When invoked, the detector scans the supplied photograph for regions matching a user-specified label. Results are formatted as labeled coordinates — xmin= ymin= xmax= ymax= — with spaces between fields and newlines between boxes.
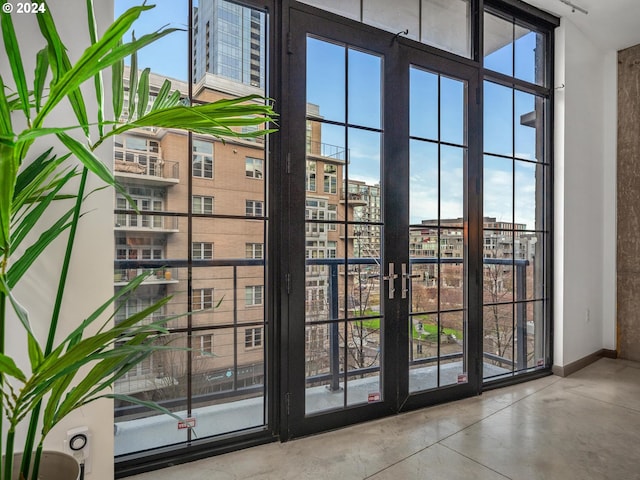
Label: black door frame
xmin=282 ymin=3 xmax=483 ymax=440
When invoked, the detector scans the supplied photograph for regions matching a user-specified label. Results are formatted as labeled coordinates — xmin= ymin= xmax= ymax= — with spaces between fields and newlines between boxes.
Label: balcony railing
xmin=114 ymin=213 xmax=179 ymax=232
xmin=113 ymin=258 xmax=266 ymax=419
xmin=340 ymin=184 xmax=380 ymax=204
xmin=305 ymin=257 xmax=531 ymax=391
xmin=114 ymin=157 xmax=179 ymax=181
xmin=114 ymin=267 xmax=180 ymax=285
xmin=307 ymin=140 xmax=347 ymax=162
xmin=112 ymin=256 xmax=532 ymax=418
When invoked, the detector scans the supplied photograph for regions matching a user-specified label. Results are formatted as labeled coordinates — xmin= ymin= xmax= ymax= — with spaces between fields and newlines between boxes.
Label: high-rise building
xmin=192 ymin=0 xmax=266 ymax=87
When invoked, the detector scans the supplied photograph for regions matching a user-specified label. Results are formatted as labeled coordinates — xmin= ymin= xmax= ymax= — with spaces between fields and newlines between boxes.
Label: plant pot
xmin=6 ymin=451 xmax=79 ymax=480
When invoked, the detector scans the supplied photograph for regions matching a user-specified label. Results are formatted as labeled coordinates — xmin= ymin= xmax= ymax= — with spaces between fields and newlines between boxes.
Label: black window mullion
xmin=436 ymin=74 xmax=443 ymax=387
xmin=186 ymin=0 xmax=195 ymax=441
xmin=342 ymin=44 xmax=350 ymax=409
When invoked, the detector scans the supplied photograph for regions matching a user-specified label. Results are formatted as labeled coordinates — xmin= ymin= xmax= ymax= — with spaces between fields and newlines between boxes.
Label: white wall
xmin=1 ymin=1 xmax=115 ymax=478
xmin=554 ymin=17 xmax=617 ymax=366
xmin=601 ymin=50 xmax=618 ymax=351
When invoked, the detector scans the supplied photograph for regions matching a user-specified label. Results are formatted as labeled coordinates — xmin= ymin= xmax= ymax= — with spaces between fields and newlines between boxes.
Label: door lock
xmin=401 ymin=263 xmax=421 ymax=299
xmin=382 ymin=263 xmax=398 ymax=299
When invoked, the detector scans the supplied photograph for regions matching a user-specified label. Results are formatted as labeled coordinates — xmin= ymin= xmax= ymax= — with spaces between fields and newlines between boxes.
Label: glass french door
xmin=285 ymin=8 xmax=480 ymax=438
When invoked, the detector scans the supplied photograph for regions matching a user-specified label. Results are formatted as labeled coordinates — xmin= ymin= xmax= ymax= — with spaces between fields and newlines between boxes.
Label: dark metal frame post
xmin=329 ymin=263 xmax=341 ymax=391
xmin=515 ymin=262 xmax=527 ymax=370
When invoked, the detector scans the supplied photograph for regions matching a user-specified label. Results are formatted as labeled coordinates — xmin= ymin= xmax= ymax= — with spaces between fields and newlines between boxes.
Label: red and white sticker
xmin=368 ymin=392 xmax=381 ymax=403
xmin=457 ymin=373 xmax=468 ymax=384
xmin=178 ymin=417 xmax=196 ymax=430
xmin=537 ymin=358 xmax=545 ymax=367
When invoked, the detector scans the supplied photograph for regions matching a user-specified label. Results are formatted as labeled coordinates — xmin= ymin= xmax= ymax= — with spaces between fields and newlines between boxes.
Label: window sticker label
xmin=178 ymin=418 xmax=196 ymax=430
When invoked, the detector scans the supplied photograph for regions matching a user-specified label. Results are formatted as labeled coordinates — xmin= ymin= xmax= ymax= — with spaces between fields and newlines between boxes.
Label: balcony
xmin=114 ymin=214 xmax=179 ymax=233
xmin=304 ymin=256 xmax=534 ymax=393
xmin=114 ymin=267 xmax=180 ymax=286
xmin=113 ymin=256 xmax=534 ymax=453
xmin=339 ymin=186 xmax=374 ymax=205
xmin=114 ymin=157 xmax=179 ymax=186
xmin=115 ymin=374 xmax=179 ymax=396
xmin=306 ymin=140 xmax=347 ymax=164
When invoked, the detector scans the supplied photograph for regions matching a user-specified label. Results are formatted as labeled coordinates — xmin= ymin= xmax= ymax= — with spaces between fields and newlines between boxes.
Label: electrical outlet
xmin=64 ymin=426 xmax=91 ymax=474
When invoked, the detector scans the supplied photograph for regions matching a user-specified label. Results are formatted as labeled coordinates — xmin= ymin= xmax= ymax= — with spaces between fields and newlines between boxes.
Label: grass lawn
xmin=350 ymin=316 xmax=463 ymax=341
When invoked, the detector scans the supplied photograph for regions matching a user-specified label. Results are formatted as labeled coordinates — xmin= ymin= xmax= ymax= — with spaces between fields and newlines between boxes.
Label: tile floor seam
xmin=432 ymin=375 xmax=564 ymax=445
xmin=562 ymin=385 xmax=640 ymax=415
xmin=361 ymin=378 xmax=562 ymax=480
xmin=438 ymin=443 xmax=513 ymax=480
xmin=361 ymin=439 xmax=442 ymax=479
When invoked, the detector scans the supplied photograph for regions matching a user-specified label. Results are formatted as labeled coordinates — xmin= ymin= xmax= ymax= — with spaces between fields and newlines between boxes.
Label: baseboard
xmin=552 ymin=349 xmax=616 ymax=377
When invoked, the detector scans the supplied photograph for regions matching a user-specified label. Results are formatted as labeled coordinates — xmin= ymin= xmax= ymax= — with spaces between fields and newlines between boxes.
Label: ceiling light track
xmin=558 ymin=0 xmax=589 ymax=15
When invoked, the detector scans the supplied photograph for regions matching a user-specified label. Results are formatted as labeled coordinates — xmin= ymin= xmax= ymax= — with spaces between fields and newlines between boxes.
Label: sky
xmin=114 ymin=0 xmax=189 ymax=80
xmin=307 ymin=33 xmax=543 ymax=230
xmin=119 ymin=1 xmax=543 ymax=230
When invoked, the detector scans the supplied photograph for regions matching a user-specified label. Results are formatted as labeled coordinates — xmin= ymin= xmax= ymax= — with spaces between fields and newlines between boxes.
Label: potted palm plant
xmin=0 ymin=2 xmax=275 ymax=479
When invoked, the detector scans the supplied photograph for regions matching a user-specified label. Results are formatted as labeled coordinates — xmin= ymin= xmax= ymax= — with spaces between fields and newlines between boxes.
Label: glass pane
xmin=439 ymin=311 xmax=465 ymax=387
xmin=347 ymin=128 xmax=381 ymax=186
xmin=483 ymin=231 xmax=514 ymax=304
xmin=348 ymin=48 xmax=382 ymax=129
xmin=190 ymin=327 xmax=265 ymax=438
xmin=306 ymin=122 xmax=348 ymax=223
xmin=114 ymin=332 xmax=189 ymax=455
xmin=514 ymin=160 xmax=543 ymax=230
xmin=347 ymin=260 xmax=381 ymax=318
xmin=307 ymin=37 xmax=346 ymax=122
xmin=346 ymin=319 xmax=383 ymax=406
xmin=409 ymin=313 xmax=439 ymax=392
xmin=514 ymin=231 xmax=544 ymax=301
xmin=305 ymin=321 xmax=346 ymax=414
xmin=440 ymin=76 xmax=465 ymax=146
xmin=484 ymin=81 xmax=513 ymax=156
xmin=409 ymin=140 xmax=438 ymax=224
xmin=484 ymin=155 xmax=513 ymax=224
xmin=484 ymin=12 xmax=513 ymax=77
xmin=483 ymin=304 xmax=514 ymax=378
xmin=441 ymin=145 xmax=464 ymax=220
xmin=409 ymin=227 xmax=438 ymax=314
xmin=410 ymin=67 xmax=438 ymax=140
xmin=305 ymin=270 xmax=332 ymax=321
xmin=515 ymin=90 xmax=542 ymax=162
xmin=440 ymin=229 xmax=464 ymax=311
xmin=421 ymin=0 xmax=471 ymax=58
xmin=515 ymin=26 xmax=545 ymax=86
xmin=363 ymin=0 xmax=420 ymax=42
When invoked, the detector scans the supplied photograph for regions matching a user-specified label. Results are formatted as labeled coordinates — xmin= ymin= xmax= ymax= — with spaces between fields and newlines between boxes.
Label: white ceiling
xmin=525 ymin=0 xmax=640 ymax=51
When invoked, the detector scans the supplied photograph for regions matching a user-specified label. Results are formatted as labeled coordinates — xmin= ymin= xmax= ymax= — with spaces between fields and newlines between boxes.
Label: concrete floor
xmin=131 ymin=358 xmax=640 ymax=479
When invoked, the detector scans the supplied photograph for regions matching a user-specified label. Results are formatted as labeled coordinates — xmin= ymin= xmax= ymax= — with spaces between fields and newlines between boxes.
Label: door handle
xmin=382 ymin=263 xmax=398 ymax=299
xmin=401 ymin=263 xmax=421 ymax=299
